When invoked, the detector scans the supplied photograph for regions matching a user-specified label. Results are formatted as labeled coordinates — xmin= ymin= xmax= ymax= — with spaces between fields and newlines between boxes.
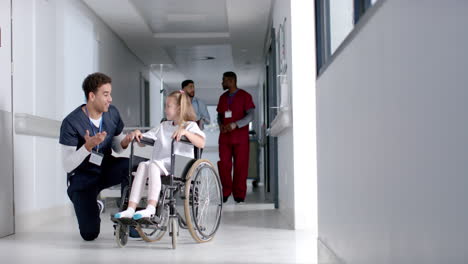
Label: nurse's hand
xmin=121 ymin=130 xmax=142 ymax=149
xmin=226 ymin=122 xmax=237 ymax=132
xmin=133 ymin=130 xmax=143 ymax=142
xmin=84 ymin=130 xmax=107 ymax=152
xmin=220 ymin=124 xmax=228 ymax=134
xmin=126 ymin=129 xmax=142 ymax=143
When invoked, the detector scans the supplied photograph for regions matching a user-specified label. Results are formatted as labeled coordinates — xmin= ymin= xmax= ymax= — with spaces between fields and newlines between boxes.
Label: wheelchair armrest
xmin=179 ymin=136 xmax=191 ymax=145
xmin=135 ymin=137 xmax=155 ymax=146
xmin=170 ymin=136 xmax=192 ymax=145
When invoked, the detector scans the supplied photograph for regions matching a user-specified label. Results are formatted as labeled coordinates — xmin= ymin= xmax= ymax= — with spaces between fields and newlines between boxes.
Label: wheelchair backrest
xmin=173 ymin=155 xmax=196 ymax=178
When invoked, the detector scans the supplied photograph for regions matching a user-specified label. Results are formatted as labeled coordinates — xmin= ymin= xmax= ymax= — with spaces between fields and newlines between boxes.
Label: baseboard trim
xmin=222 ymin=203 xmax=275 ymax=212
xmin=15 ymin=203 xmax=75 ymax=233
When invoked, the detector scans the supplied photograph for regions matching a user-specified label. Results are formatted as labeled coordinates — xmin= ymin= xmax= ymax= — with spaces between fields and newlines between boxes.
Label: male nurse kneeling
xmin=60 ymin=72 xmax=136 ymax=241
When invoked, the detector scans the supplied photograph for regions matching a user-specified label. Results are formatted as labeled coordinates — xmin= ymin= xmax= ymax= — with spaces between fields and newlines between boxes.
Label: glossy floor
xmin=0 ymin=182 xmax=317 ymax=264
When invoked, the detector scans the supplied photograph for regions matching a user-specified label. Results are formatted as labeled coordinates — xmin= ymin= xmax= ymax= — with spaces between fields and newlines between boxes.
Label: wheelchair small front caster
xmin=170 ymin=217 xmax=178 ymax=249
xmin=115 ymin=223 xmax=128 ymax=248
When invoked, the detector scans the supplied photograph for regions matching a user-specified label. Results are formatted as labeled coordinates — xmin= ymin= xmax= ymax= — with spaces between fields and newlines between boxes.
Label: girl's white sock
xmin=114 ymin=207 xmax=135 ymax=219
xmin=133 ymin=204 xmax=156 ymax=220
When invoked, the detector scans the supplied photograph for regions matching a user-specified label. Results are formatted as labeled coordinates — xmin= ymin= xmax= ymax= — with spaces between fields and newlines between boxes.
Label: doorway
xmin=263 ymin=28 xmax=279 ymax=208
xmin=140 ymin=74 xmax=150 ymax=127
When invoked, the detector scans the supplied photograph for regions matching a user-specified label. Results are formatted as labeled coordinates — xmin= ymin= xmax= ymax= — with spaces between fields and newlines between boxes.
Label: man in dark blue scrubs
xmin=60 ymin=72 xmax=135 ymax=241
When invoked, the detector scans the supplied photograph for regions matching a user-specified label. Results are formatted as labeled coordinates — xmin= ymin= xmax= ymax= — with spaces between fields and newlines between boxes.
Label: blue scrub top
xmin=60 ymin=104 xmax=124 ymax=175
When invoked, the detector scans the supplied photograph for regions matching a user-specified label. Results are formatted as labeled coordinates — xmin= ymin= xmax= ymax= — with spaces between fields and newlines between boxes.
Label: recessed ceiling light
xmin=193 ymin=56 xmax=216 ymax=61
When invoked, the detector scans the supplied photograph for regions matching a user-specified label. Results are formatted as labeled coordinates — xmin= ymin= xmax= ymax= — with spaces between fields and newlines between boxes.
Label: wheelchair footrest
xmin=111 ymin=216 xmax=138 ymax=226
xmin=136 ymin=216 xmax=160 ymax=226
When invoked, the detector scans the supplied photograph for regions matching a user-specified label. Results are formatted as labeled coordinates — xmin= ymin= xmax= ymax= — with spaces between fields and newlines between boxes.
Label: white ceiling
xmin=133 ymin=0 xmax=229 ymax=34
xmin=82 ymin=0 xmax=273 ymax=95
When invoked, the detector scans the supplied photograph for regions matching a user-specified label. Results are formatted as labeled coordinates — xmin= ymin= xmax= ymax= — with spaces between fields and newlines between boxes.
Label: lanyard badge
xmin=89 ymin=151 xmax=104 ymax=166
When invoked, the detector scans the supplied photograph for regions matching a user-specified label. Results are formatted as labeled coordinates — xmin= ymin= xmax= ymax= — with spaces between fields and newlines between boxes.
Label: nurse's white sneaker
xmin=97 ymin=200 xmax=105 ymax=214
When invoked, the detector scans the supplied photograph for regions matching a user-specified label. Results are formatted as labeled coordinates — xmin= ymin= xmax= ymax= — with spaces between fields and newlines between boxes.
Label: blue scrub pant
xmin=67 ymin=156 xmax=129 ymax=241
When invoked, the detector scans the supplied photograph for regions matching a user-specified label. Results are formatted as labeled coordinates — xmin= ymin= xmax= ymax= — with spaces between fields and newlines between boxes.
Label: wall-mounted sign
xmin=278 ymin=18 xmax=287 ymax=76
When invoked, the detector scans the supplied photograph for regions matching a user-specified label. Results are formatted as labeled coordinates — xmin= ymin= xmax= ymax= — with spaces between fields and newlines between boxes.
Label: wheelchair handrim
xmin=189 ymin=162 xmax=223 ymax=239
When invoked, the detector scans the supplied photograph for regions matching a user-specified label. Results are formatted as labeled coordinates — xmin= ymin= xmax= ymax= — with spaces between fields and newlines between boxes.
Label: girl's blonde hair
xmin=167 ymin=90 xmax=196 ymax=125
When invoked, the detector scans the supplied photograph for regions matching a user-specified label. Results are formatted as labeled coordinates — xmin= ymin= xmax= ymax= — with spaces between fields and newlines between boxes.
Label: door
xmin=140 ymin=74 xmax=150 ymax=127
xmin=264 ymin=28 xmax=279 ymax=208
xmin=0 ymin=0 xmax=15 ymax=237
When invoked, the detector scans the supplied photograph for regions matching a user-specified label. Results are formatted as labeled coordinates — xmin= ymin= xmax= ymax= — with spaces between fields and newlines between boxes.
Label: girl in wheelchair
xmin=114 ymin=90 xmax=205 ymax=220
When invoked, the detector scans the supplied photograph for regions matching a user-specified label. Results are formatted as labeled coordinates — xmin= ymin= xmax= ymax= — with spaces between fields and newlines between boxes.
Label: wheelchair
xmin=111 ymin=136 xmax=223 ymax=249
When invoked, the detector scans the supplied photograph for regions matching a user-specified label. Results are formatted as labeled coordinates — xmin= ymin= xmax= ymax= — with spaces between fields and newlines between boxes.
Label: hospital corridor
xmin=2 ymin=0 xmax=468 ymax=263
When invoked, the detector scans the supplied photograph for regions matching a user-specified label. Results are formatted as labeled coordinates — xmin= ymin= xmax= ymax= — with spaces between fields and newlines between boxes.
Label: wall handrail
xmin=15 ymin=113 xmax=61 ymax=139
xmin=14 ymin=113 xmax=153 ymax=139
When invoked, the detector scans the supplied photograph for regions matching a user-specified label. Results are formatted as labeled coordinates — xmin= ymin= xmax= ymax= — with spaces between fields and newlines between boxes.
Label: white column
xmin=291 ymin=0 xmax=317 ymax=233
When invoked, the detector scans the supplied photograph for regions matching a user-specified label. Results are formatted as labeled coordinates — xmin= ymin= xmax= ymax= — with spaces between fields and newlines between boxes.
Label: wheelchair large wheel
xmin=175 ymin=185 xmax=188 ymax=229
xmin=184 ymin=159 xmax=222 ymax=243
xmin=136 ymin=187 xmax=170 ymax=243
xmin=136 ymin=208 xmax=168 ymax=243
xmin=115 ymin=223 xmax=128 ymax=248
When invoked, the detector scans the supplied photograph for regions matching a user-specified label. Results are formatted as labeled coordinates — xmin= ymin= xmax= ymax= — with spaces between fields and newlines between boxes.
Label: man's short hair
xmin=223 ymin=71 xmax=237 ymax=82
xmin=181 ymin=79 xmax=194 ymax=89
xmin=82 ymin=72 xmax=112 ymax=100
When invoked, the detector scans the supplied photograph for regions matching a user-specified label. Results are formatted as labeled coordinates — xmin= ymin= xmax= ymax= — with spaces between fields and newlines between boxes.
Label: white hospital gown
xmin=142 ymin=121 xmax=205 ymax=175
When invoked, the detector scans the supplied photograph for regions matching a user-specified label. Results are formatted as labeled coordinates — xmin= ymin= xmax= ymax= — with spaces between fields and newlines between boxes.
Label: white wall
xmin=0 ymin=0 xmax=15 ymax=237
xmin=149 ymin=71 xmax=163 ymax=126
xmin=190 ymin=87 xmax=223 ymax=106
xmin=0 ymin=0 xmax=11 ymax=112
xmin=270 ymin=0 xmax=317 ymax=232
xmin=271 ymin=0 xmax=295 ymax=229
xmin=317 ymin=0 xmax=468 ymax=263
xmin=12 ymin=0 xmax=148 ymax=231
xmin=290 ymin=0 xmax=317 ymax=232
xmin=64 ymin=0 xmax=147 ymax=125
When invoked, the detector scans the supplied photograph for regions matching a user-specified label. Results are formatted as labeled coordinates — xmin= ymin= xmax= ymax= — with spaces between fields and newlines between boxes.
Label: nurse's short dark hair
xmin=82 ymin=72 xmax=112 ymax=101
xmin=181 ymin=79 xmax=194 ymax=89
xmin=223 ymin=71 xmax=237 ymax=83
